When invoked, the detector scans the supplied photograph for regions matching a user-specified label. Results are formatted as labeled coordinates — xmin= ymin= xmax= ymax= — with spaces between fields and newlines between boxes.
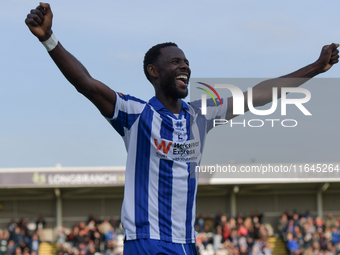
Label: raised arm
xmin=226 ymin=43 xmax=339 ymax=120
xmin=25 ymin=3 xmax=116 ymax=118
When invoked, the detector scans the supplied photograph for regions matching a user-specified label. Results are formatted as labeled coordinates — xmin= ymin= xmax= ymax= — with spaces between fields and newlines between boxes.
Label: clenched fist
xmin=25 ymin=2 xmax=53 ymax=41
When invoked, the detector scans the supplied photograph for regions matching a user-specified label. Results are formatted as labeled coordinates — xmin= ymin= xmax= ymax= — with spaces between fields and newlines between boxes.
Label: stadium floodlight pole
xmin=54 ymin=188 xmax=62 ymax=228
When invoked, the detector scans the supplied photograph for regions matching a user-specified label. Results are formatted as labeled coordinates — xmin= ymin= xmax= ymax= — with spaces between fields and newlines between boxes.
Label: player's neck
xmin=155 ymin=94 xmax=182 ymax=114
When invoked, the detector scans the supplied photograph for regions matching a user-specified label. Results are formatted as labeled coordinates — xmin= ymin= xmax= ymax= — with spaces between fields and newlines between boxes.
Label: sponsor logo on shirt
xmin=154 ymin=139 xmax=172 ymax=154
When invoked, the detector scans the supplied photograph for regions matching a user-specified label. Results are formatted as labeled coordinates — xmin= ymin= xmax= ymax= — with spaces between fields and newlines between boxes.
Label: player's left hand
xmin=316 ymin=43 xmax=339 ymax=73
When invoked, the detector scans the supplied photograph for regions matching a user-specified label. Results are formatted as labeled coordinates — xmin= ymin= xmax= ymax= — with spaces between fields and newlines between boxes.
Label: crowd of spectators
xmin=278 ymin=211 xmax=340 ymax=255
xmin=55 ymin=216 xmax=124 ymax=255
xmin=6 ymin=211 xmax=339 ymax=255
xmin=0 ymin=215 xmax=125 ymax=255
xmin=0 ymin=212 xmax=271 ymax=255
xmin=0 ymin=216 xmax=45 ymax=255
xmin=194 ymin=211 xmax=272 ymax=255
xmin=53 ymin=211 xmax=272 ymax=255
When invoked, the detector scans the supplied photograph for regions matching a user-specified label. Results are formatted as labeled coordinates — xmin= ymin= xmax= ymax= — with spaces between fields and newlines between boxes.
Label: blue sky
xmin=0 ymin=0 xmax=339 ymax=168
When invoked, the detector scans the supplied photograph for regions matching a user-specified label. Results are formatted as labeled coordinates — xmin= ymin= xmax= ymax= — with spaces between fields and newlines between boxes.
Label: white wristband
xmin=41 ymin=33 xmax=58 ymax=51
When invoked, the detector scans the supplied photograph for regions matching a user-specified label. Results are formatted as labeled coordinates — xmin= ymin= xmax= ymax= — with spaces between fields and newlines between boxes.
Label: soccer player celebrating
xmin=25 ymin=3 xmax=338 ymax=254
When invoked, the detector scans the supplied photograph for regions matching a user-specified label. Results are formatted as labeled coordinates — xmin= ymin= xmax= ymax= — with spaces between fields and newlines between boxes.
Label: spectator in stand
xmin=239 ymin=245 xmax=248 ymax=255
xmin=0 ymin=230 xmax=7 ymax=255
xmin=253 ymin=217 xmax=261 ymax=240
xmin=56 ymin=226 xmax=66 ymax=249
xmin=286 ymin=233 xmax=300 ymax=255
xmin=22 ymin=247 xmax=30 ymax=255
xmin=304 ymin=228 xmax=313 ymax=248
xmin=263 ymin=241 xmax=272 ymax=255
xmin=74 ymin=226 xmax=83 ymax=248
xmin=35 ymin=216 xmax=45 ymax=232
xmin=319 ymin=232 xmax=327 ymax=250
xmin=94 ymin=217 xmax=102 ymax=227
xmin=294 ymin=225 xmax=301 ymax=236
xmin=86 ymin=215 xmax=95 ymax=226
xmin=10 ymin=227 xmax=22 ymax=247
xmin=196 ymin=215 xmax=205 ymax=233
xmin=230 ymin=229 xmax=239 ymax=248
xmin=325 ymin=214 xmax=336 ymax=229
xmin=259 ymin=225 xmax=269 ymax=241
xmin=109 ymin=218 xmax=116 ymax=229
xmin=293 ymin=213 xmax=300 ymax=226
xmin=7 ymin=240 xmax=16 ymax=255
xmin=77 ymin=228 xmax=88 ymax=247
xmin=29 ymin=233 xmax=39 ymax=255
xmin=278 ymin=214 xmax=289 ymax=238
xmin=331 ymin=227 xmax=340 ymax=245
xmin=307 ymin=217 xmax=316 ymax=235
xmin=87 ymin=221 xmax=95 ymax=233
xmin=215 ymin=211 xmax=222 ymax=229
xmin=304 ymin=246 xmax=313 ymax=255
xmin=104 ymin=226 xmax=116 ymax=244
xmin=18 ymin=238 xmax=28 ymax=255
xmin=78 ymin=243 xmax=87 ymax=255
xmin=315 ymin=217 xmax=324 ymax=232
xmin=286 ymin=220 xmax=296 ymax=234
xmin=295 ymin=226 xmax=304 ymax=248
xmin=86 ymin=243 xmax=96 ymax=255
xmin=238 ymin=224 xmax=248 ymax=237
xmin=251 ymin=211 xmax=264 ymax=224
xmin=203 ymin=224 xmax=213 ymax=249
xmin=17 ymin=220 xmax=26 ymax=232
xmin=252 ymin=239 xmax=264 ymax=255
xmin=98 ymin=220 xmax=111 ymax=237
xmin=103 ymin=240 xmax=114 ymax=255
xmin=73 ymin=247 xmax=80 ymax=255
xmin=303 ymin=211 xmax=314 ymax=221
xmin=335 ymin=220 xmax=340 ymax=232
xmin=238 ymin=233 xmax=247 ymax=250
xmin=213 ymin=225 xmax=223 ymax=251
xmin=236 ymin=217 xmax=244 ymax=230
xmin=229 ymin=218 xmax=236 ymax=229
xmin=78 ymin=223 xmax=86 ymax=232
xmin=325 ymin=227 xmax=333 ymax=242
xmin=335 ymin=243 xmax=340 ymax=255
xmin=63 ymin=245 xmax=73 ymax=255
xmin=14 ymin=246 xmax=22 ymax=255
xmin=25 ymin=219 xmax=36 ymax=240
xmin=7 ymin=220 xmax=17 ymax=237
xmin=312 ymin=241 xmax=321 ymax=252
xmin=222 ymin=221 xmax=231 ymax=242
xmin=66 ymin=227 xmax=76 ymax=247
xmin=91 ymin=231 xmax=102 ymax=253
xmin=298 ymin=217 xmax=307 ymax=233
xmin=243 ymin=217 xmax=252 ymax=230
xmin=219 ymin=215 xmax=227 ymax=227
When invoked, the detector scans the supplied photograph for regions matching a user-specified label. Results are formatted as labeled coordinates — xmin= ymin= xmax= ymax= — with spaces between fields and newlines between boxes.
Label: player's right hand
xmin=25 ymin=2 xmax=53 ymax=42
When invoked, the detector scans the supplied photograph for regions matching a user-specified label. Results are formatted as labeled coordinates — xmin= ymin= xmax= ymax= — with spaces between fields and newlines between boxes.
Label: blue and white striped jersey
xmin=106 ymin=92 xmax=228 ymax=243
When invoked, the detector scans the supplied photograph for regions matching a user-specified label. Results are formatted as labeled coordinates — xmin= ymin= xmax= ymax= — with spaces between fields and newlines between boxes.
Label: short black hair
xmin=143 ymin=42 xmax=178 ymax=83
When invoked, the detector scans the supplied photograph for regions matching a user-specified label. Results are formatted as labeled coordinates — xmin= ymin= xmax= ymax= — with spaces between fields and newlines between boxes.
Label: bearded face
xmin=155 ymin=46 xmax=190 ymax=100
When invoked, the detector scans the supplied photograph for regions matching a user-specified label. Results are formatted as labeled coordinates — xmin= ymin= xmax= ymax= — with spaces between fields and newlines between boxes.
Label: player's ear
xmin=147 ymin=64 xmax=158 ymax=80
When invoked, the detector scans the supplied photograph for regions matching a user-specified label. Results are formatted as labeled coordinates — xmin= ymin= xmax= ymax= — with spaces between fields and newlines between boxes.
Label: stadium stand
xmin=1 ymin=164 xmax=340 ymax=254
